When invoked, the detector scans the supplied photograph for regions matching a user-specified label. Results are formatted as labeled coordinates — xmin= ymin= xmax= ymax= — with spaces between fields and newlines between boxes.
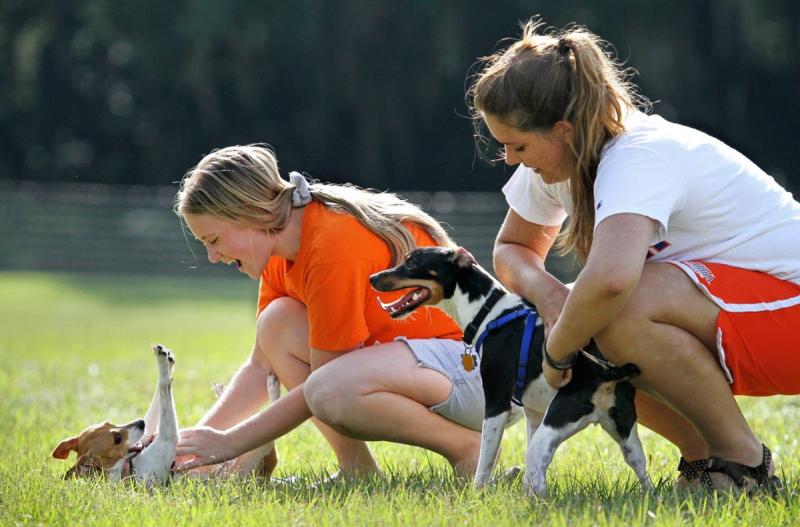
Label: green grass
xmin=1 ymin=271 xmax=798 ymax=526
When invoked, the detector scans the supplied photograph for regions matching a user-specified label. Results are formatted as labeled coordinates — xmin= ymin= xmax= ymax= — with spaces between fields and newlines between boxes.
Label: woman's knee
xmin=254 ymin=297 xmax=309 ymax=363
xmin=596 ymin=263 xmax=718 ymax=357
xmin=303 ymin=364 xmax=358 ymax=426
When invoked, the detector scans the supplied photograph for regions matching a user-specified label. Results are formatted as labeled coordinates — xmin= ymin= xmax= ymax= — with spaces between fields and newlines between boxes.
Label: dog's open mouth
xmin=377 ymin=287 xmax=431 ymax=318
xmin=127 ymin=434 xmax=155 ymax=455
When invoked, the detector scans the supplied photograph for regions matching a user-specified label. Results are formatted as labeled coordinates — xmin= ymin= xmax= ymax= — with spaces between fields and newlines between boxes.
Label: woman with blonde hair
xmin=469 ymin=19 xmax=800 ymax=491
xmin=173 ymin=144 xmax=502 ymax=479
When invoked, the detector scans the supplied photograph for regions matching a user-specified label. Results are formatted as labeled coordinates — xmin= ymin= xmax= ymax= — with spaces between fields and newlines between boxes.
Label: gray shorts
xmin=397 ymin=337 xmax=522 ymax=432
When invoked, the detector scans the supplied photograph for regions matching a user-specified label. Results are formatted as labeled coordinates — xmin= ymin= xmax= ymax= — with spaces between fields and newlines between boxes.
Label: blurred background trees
xmin=2 ymin=0 xmax=798 ymax=193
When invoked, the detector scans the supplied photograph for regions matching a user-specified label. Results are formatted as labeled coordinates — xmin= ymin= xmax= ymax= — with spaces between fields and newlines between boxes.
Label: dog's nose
xmin=133 ymin=420 xmax=145 ymax=430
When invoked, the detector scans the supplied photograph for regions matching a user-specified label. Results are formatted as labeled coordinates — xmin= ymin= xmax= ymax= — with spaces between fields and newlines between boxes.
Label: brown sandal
xmin=703 ymin=444 xmax=782 ymax=492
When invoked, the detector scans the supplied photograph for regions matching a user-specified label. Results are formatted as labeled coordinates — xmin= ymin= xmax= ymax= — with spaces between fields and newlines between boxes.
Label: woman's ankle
xmin=448 ymin=436 xmax=481 ymax=479
xmin=338 ymin=457 xmax=381 ymax=477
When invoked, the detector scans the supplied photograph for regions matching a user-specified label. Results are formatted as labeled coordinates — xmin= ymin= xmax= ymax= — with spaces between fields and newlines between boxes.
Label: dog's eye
xmin=405 ymin=261 xmax=416 ymax=271
xmin=113 ymin=432 xmax=122 ymax=444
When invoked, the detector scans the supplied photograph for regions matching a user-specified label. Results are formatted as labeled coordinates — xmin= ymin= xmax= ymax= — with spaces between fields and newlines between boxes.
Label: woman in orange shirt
xmin=174 ymin=144 xmax=495 ymax=479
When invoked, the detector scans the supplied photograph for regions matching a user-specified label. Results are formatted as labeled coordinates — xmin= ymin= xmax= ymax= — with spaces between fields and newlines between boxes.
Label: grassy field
xmin=1 ymin=271 xmax=798 ymax=526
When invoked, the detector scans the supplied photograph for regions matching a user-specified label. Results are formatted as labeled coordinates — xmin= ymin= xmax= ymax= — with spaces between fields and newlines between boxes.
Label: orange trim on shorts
xmin=669 ymin=261 xmax=800 ymax=396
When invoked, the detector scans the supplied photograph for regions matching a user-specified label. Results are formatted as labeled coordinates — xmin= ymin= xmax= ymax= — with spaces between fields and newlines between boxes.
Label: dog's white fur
xmin=134 ymin=344 xmax=179 ymax=483
xmin=371 ymin=248 xmax=653 ymax=496
xmin=53 ymin=345 xmax=280 ymax=484
xmin=444 ymin=287 xmax=651 ymax=494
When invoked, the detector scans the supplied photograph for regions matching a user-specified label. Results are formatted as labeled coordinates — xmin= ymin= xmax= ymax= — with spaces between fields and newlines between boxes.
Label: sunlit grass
xmin=1 ymin=271 xmax=798 ymax=526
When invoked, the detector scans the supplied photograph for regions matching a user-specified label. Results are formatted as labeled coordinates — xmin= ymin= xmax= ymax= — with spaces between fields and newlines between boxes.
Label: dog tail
xmin=597 ymin=362 xmax=641 ymax=383
xmin=212 ymin=373 xmax=281 ymax=403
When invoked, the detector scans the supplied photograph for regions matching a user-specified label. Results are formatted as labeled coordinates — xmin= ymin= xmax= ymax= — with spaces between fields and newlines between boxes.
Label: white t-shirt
xmin=502 ymin=112 xmax=800 ymax=284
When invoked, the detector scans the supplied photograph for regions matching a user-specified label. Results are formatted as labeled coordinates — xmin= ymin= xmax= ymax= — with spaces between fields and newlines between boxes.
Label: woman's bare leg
xmin=635 ymin=391 xmax=708 ymax=461
xmin=303 ymin=342 xmax=481 ymax=478
xmin=595 ymin=263 xmax=764 ymax=483
xmin=256 ymin=298 xmax=379 ymax=475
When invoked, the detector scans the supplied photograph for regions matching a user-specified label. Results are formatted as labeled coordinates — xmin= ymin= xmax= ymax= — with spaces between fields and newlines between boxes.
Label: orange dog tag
xmin=462 ymin=353 xmax=475 ymax=372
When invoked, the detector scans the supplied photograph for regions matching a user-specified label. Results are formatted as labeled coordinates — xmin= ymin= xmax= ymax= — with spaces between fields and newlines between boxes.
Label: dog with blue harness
xmin=370 ymin=246 xmax=653 ymax=496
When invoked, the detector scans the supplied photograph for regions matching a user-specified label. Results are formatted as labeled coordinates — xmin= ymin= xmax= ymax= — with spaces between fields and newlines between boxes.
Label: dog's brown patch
xmin=52 ymin=421 xmax=132 ymax=477
xmin=590 ymin=382 xmax=617 ymax=413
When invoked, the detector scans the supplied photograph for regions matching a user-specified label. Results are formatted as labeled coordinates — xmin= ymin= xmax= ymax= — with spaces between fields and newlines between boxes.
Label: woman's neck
xmin=278 ymin=206 xmax=306 ymax=261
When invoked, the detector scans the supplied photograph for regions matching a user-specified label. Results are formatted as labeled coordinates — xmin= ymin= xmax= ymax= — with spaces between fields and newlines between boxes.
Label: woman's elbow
xmin=589 ymin=268 xmax=640 ymax=299
xmin=492 ymin=242 xmax=520 ymax=287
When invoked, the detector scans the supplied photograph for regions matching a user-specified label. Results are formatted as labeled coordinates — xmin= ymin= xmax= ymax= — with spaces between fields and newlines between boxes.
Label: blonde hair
xmin=469 ymin=18 xmax=650 ymax=262
xmin=175 ymin=144 xmax=452 ymax=265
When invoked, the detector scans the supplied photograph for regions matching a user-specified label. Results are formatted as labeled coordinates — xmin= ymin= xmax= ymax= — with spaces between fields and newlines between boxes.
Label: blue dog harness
xmin=462 ymin=288 xmax=539 ymax=406
xmin=475 ymin=308 xmax=539 ymax=406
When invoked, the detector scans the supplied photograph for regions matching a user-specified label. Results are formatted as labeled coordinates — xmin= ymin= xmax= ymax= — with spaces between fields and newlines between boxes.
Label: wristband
xmin=543 ymin=336 xmax=577 ymax=370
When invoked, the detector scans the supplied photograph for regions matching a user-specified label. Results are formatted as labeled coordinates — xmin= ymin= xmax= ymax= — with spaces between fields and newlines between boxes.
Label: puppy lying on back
xmin=52 ymin=345 xmax=178 ymax=483
xmin=52 ymin=345 xmax=280 ymax=483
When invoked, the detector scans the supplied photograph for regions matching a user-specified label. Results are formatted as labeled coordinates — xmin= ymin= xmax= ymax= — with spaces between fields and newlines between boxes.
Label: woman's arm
xmin=176 ymin=345 xmax=353 ymax=469
xmin=494 ymin=209 xmax=567 ymax=329
xmin=193 ymin=351 xmax=271 ymax=430
xmin=543 ymin=213 xmax=657 ymax=386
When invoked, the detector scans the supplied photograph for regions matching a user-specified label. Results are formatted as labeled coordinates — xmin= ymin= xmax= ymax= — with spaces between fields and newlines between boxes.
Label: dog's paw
xmin=152 ymin=344 xmax=175 ymax=363
xmin=153 ymin=344 xmax=175 ymax=381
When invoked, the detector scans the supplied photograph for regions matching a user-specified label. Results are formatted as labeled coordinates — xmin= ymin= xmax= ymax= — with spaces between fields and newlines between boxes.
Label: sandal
xmin=677 ymin=457 xmax=709 ymax=486
xmin=703 ymin=443 xmax=782 ymax=493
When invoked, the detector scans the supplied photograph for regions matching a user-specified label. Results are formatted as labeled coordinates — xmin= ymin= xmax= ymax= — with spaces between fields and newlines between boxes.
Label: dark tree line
xmin=1 ymin=0 xmax=798 ymax=193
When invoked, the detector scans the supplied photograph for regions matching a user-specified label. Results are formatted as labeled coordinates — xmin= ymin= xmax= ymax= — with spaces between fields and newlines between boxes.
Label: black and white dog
xmin=370 ymin=246 xmax=653 ymax=496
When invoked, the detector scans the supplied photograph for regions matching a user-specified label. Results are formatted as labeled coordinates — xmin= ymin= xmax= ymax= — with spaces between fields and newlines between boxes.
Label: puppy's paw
xmin=153 ymin=344 xmax=175 ymax=381
xmin=153 ymin=344 xmax=175 ymax=363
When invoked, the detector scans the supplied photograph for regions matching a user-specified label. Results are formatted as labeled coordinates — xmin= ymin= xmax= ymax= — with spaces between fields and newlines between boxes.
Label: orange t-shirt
xmin=257 ymin=202 xmax=462 ymax=351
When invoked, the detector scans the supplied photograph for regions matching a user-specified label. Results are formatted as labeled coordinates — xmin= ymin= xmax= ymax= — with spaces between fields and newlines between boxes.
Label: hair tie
xmin=557 ymin=36 xmax=572 ymax=55
xmin=289 ymin=171 xmax=312 ymax=207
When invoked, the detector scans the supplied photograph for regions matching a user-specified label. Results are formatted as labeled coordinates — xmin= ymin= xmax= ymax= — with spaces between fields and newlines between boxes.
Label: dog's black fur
xmin=370 ymin=246 xmax=652 ymax=495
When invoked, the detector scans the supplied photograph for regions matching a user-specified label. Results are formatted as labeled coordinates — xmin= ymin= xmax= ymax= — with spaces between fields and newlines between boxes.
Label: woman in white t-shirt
xmin=468 ymin=18 xmax=800 ymax=491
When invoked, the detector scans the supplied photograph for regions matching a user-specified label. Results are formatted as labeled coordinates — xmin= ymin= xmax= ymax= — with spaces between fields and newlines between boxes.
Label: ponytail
xmin=470 ymin=19 xmax=650 ymax=261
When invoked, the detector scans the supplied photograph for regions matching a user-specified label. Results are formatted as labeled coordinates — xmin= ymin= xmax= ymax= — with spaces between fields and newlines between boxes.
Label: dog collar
xmin=462 ymin=288 xmax=505 ymax=345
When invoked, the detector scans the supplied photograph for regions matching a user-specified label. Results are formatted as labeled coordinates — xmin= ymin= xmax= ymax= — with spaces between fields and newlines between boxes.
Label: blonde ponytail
xmin=175 ymin=144 xmax=452 ymax=265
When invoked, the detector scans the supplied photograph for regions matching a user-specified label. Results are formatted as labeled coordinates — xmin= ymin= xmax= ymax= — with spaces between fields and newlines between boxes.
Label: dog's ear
xmin=52 ymin=436 xmax=79 ymax=460
xmin=63 ymin=455 xmax=102 ymax=479
xmin=454 ymin=247 xmax=476 ymax=268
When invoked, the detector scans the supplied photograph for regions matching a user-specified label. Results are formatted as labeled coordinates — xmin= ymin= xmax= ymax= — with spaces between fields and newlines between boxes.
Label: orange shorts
xmin=670 ymin=261 xmax=800 ymax=396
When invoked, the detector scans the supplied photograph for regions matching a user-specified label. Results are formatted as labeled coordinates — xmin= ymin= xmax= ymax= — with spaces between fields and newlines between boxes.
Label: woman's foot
xmin=679 ymin=444 xmax=781 ymax=493
xmin=309 ymin=469 xmax=380 ymax=489
xmin=676 ymin=457 xmax=709 ymax=489
xmin=705 ymin=444 xmax=780 ymax=493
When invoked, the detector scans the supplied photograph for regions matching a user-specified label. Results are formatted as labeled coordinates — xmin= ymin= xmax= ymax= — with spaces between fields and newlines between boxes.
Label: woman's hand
xmin=542 ymin=360 xmax=572 ymax=390
xmin=542 ymin=331 xmax=576 ymax=390
xmin=174 ymin=426 xmax=239 ymax=471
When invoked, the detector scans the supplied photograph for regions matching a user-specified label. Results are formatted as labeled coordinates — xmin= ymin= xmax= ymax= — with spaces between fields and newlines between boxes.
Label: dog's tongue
xmin=377 ymin=288 xmax=428 ymax=314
